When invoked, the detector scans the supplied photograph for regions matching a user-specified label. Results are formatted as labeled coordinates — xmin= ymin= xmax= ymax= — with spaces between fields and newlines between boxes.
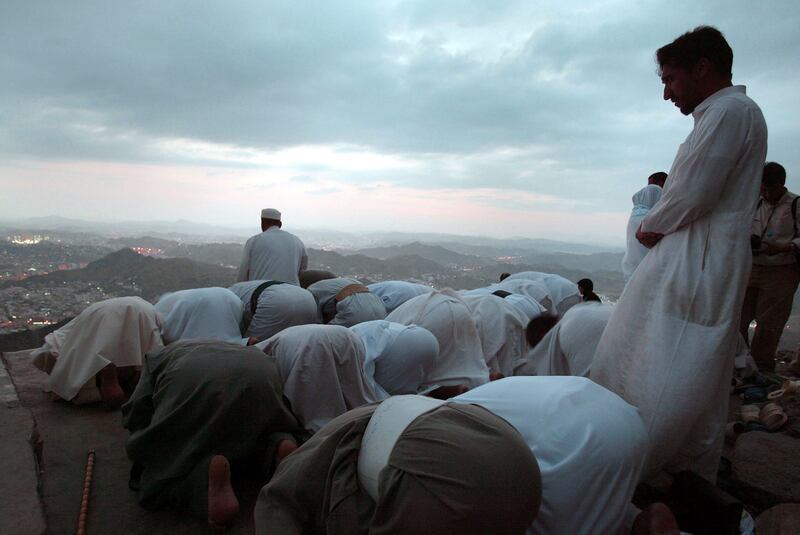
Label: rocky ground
xmin=1 ymin=336 xmax=799 ymax=534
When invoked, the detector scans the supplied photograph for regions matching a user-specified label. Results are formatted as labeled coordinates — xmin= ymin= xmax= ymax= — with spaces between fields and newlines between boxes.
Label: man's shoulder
xmin=708 ymin=89 xmax=763 ymax=120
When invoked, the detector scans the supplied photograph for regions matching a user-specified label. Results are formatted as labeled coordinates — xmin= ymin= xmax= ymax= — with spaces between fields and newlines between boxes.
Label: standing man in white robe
xmin=622 ymin=183 xmax=663 ymax=283
xmin=591 ymin=26 xmax=768 ymax=481
xmin=237 ymin=208 xmax=308 ymax=285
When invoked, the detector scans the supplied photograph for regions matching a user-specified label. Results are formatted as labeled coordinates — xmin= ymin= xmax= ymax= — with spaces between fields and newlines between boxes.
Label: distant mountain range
xmin=344 ymin=242 xmax=492 ymax=267
xmin=1 ymin=248 xmax=237 ymax=300
xmin=1 ymin=217 xmax=624 ymax=252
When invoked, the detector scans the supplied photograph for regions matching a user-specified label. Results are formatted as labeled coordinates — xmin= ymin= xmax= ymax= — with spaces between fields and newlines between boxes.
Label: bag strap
xmin=250 ymin=280 xmax=285 ymax=314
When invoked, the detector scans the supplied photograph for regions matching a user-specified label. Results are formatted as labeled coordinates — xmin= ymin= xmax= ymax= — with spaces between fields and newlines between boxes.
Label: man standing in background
xmin=740 ymin=162 xmax=800 ymax=371
xmin=590 ymin=26 xmax=768 ymax=481
xmin=238 ymin=208 xmax=308 ymax=286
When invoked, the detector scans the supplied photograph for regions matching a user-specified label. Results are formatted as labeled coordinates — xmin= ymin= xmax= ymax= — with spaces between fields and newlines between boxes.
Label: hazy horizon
xmin=2 ymin=1 xmax=798 ymax=245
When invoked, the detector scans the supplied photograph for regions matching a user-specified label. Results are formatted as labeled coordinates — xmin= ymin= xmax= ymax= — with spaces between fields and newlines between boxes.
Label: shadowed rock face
xmin=0 ymin=318 xmax=71 ymax=353
xmin=732 ymin=431 xmax=800 ymax=510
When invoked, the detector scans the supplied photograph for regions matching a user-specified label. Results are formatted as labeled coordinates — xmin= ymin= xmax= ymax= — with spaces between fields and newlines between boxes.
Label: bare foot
xmin=274 ymin=439 xmax=298 ymax=467
xmin=97 ymin=364 xmax=126 ymax=409
xmin=631 ymin=503 xmax=680 ymax=535
xmin=208 ymin=455 xmax=239 ymax=531
xmin=489 ymin=371 xmax=505 ymax=381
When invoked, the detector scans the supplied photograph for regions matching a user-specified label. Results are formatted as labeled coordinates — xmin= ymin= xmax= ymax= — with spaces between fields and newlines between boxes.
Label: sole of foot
xmin=631 ymin=503 xmax=680 ymax=535
xmin=208 ymin=455 xmax=239 ymax=531
xmin=275 ymin=439 xmax=298 ymax=466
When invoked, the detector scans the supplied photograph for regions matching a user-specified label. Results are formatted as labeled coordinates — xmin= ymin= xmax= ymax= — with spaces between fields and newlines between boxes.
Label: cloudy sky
xmin=1 ymin=1 xmax=798 ymax=244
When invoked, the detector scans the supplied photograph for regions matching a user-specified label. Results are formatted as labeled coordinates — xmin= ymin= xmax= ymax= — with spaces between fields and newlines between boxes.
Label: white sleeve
xmin=641 ymin=104 xmax=751 ymax=236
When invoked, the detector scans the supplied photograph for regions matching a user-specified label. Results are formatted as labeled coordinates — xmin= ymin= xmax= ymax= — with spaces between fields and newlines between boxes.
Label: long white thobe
xmin=307 ymin=277 xmax=387 ymax=327
xmin=454 ymin=376 xmax=647 ymax=535
xmin=350 ymin=320 xmax=439 ymax=396
xmin=155 ymin=287 xmax=246 ymax=345
xmin=622 ymin=185 xmax=663 ymax=283
xmin=237 ymin=227 xmax=308 ymax=285
xmin=504 ymin=272 xmax=581 ymax=316
xmin=366 ymin=281 xmax=435 ymax=313
xmin=514 ymin=302 xmax=613 ymax=377
xmin=229 ymin=280 xmax=318 ymax=342
xmin=590 ymin=85 xmax=768 ymax=481
xmin=463 ymin=280 xmax=552 ymax=312
xmin=257 ymin=324 xmax=385 ymax=433
xmin=386 ymin=290 xmax=490 ymax=389
xmin=461 ymin=294 xmax=530 ymax=377
xmin=31 ymin=297 xmax=163 ymax=402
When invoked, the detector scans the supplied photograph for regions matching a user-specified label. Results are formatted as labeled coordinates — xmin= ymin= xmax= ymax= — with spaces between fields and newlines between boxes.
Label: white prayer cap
xmin=261 ymin=208 xmax=281 ymax=220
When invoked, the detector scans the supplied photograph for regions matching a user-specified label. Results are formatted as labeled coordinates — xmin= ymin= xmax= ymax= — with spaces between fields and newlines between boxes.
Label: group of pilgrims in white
xmin=26 ymin=26 xmax=778 ymax=535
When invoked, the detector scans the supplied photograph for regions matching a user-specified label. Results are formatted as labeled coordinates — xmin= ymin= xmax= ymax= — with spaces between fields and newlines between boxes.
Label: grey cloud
xmin=1 ymin=0 xmax=799 ymax=212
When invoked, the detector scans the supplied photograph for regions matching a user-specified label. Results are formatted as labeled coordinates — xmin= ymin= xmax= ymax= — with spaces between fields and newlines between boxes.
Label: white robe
xmin=622 ymin=185 xmax=663 ymax=283
xmin=154 ymin=287 xmax=246 ymax=345
xmin=307 ymin=277 xmax=387 ymax=327
xmin=463 ymin=281 xmax=552 ymax=312
xmin=229 ymin=280 xmax=318 ymax=342
xmin=386 ymin=290 xmax=490 ymax=389
xmin=504 ymin=272 xmax=581 ymax=316
xmin=350 ymin=320 xmax=439 ymax=396
xmin=237 ymin=226 xmax=308 ymax=285
xmin=591 ymin=85 xmax=768 ymax=480
xmin=31 ymin=297 xmax=163 ymax=401
xmin=514 ymin=302 xmax=613 ymax=377
xmin=257 ymin=324 xmax=385 ymax=433
xmin=454 ymin=376 xmax=647 ymax=535
xmin=366 ymin=281 xmax=435 ymax=313
xmin=461 ymin=294 xmax=530 ymax=377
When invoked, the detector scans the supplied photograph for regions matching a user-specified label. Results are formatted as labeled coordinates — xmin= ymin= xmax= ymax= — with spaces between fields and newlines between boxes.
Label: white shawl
xmin=155 ymin=287 xmax=246 ymax=345
xmin=350 ymin=320 xmax=439 ymax=396
xmin=32 ymin=296 xmax=163 ymax=401
xmin=454 ymin=376 xmax=647 ymax=535
xmin=386 ymin=290 xmax=489 ymax=389
xmin=258 ymin=324 xmax=385 ymax=433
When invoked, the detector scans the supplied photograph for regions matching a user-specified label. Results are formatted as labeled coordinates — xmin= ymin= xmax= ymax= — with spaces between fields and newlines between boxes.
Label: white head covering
xmin=258 ymin=324 xmax=386 ymax=433
xmin=358 ymin=395 xmax=445 ymax=500
xmin=453 ymin=376 xmax=647 ymax=535
xmin=461 ymin=286 xmax=546 ymax=319
xmin=514 ymin=302 xmax=614 ymax=378
xmin=622 ymin=185 xmax=663 ymax=282
xmin=503 ymin=293 xmax=546 ymax=319
xmin=461 ymin=295 xmax=529 ymax=377
xmin=261 ymin=208 xmax=281 ymax=220
xmin=228 ymin=280 xmax=318 ymax=342
xmin=154 ymin=287 xmax=246 ymax=345
xmin=494 ymin=279 xmax=553 ymax=311
xmin=386 ymin=290 xmax=489 ymax=389
xmin=502 ymin=272 xmax=581 ymax=316
xmin=366 ymin=281 xmax=435 ymax=313
xmin=31 ymin=297 xmax=163 ymax=401
xmin=350 ymin=320 xmax=439 ymax=396
xmin=631 ymin=184 xmax=662 ymax=216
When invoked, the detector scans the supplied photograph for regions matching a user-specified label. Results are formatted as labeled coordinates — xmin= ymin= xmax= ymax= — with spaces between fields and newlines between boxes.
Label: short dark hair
xmin=648 ymin=172 xmax=668 ymax=187
xmin=656 ymin=26 xmax=733 ymax=79
xmin=526 ymin=313 xmax=559 ymax=348
xmin=577 ymin=278 xmax=593 ymax=292
xmin=499 ymin=272 xmax=511 ymax=282
xmin=763 ymin=162 xmax=786 ymax=187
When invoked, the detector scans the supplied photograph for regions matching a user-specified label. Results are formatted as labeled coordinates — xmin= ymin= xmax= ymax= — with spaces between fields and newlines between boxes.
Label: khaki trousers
xmin=739 ymin=263 xmax=800 ymax=370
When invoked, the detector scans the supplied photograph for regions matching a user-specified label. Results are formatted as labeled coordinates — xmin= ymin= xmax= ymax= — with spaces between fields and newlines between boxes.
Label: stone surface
xmin=732 ymin=432 xmax=800 ymax=509
xmin=2 ymin=350 xmax=259 ymax=534
xmin=0 ymin=354 xmax=47 ymax=535
xmin=756 ymin=503 xmax=800 ymax=535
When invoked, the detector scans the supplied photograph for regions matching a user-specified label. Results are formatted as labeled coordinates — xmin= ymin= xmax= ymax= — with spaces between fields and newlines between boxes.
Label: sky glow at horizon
xmin=1 ymin=1 xmax=798 ymax=245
